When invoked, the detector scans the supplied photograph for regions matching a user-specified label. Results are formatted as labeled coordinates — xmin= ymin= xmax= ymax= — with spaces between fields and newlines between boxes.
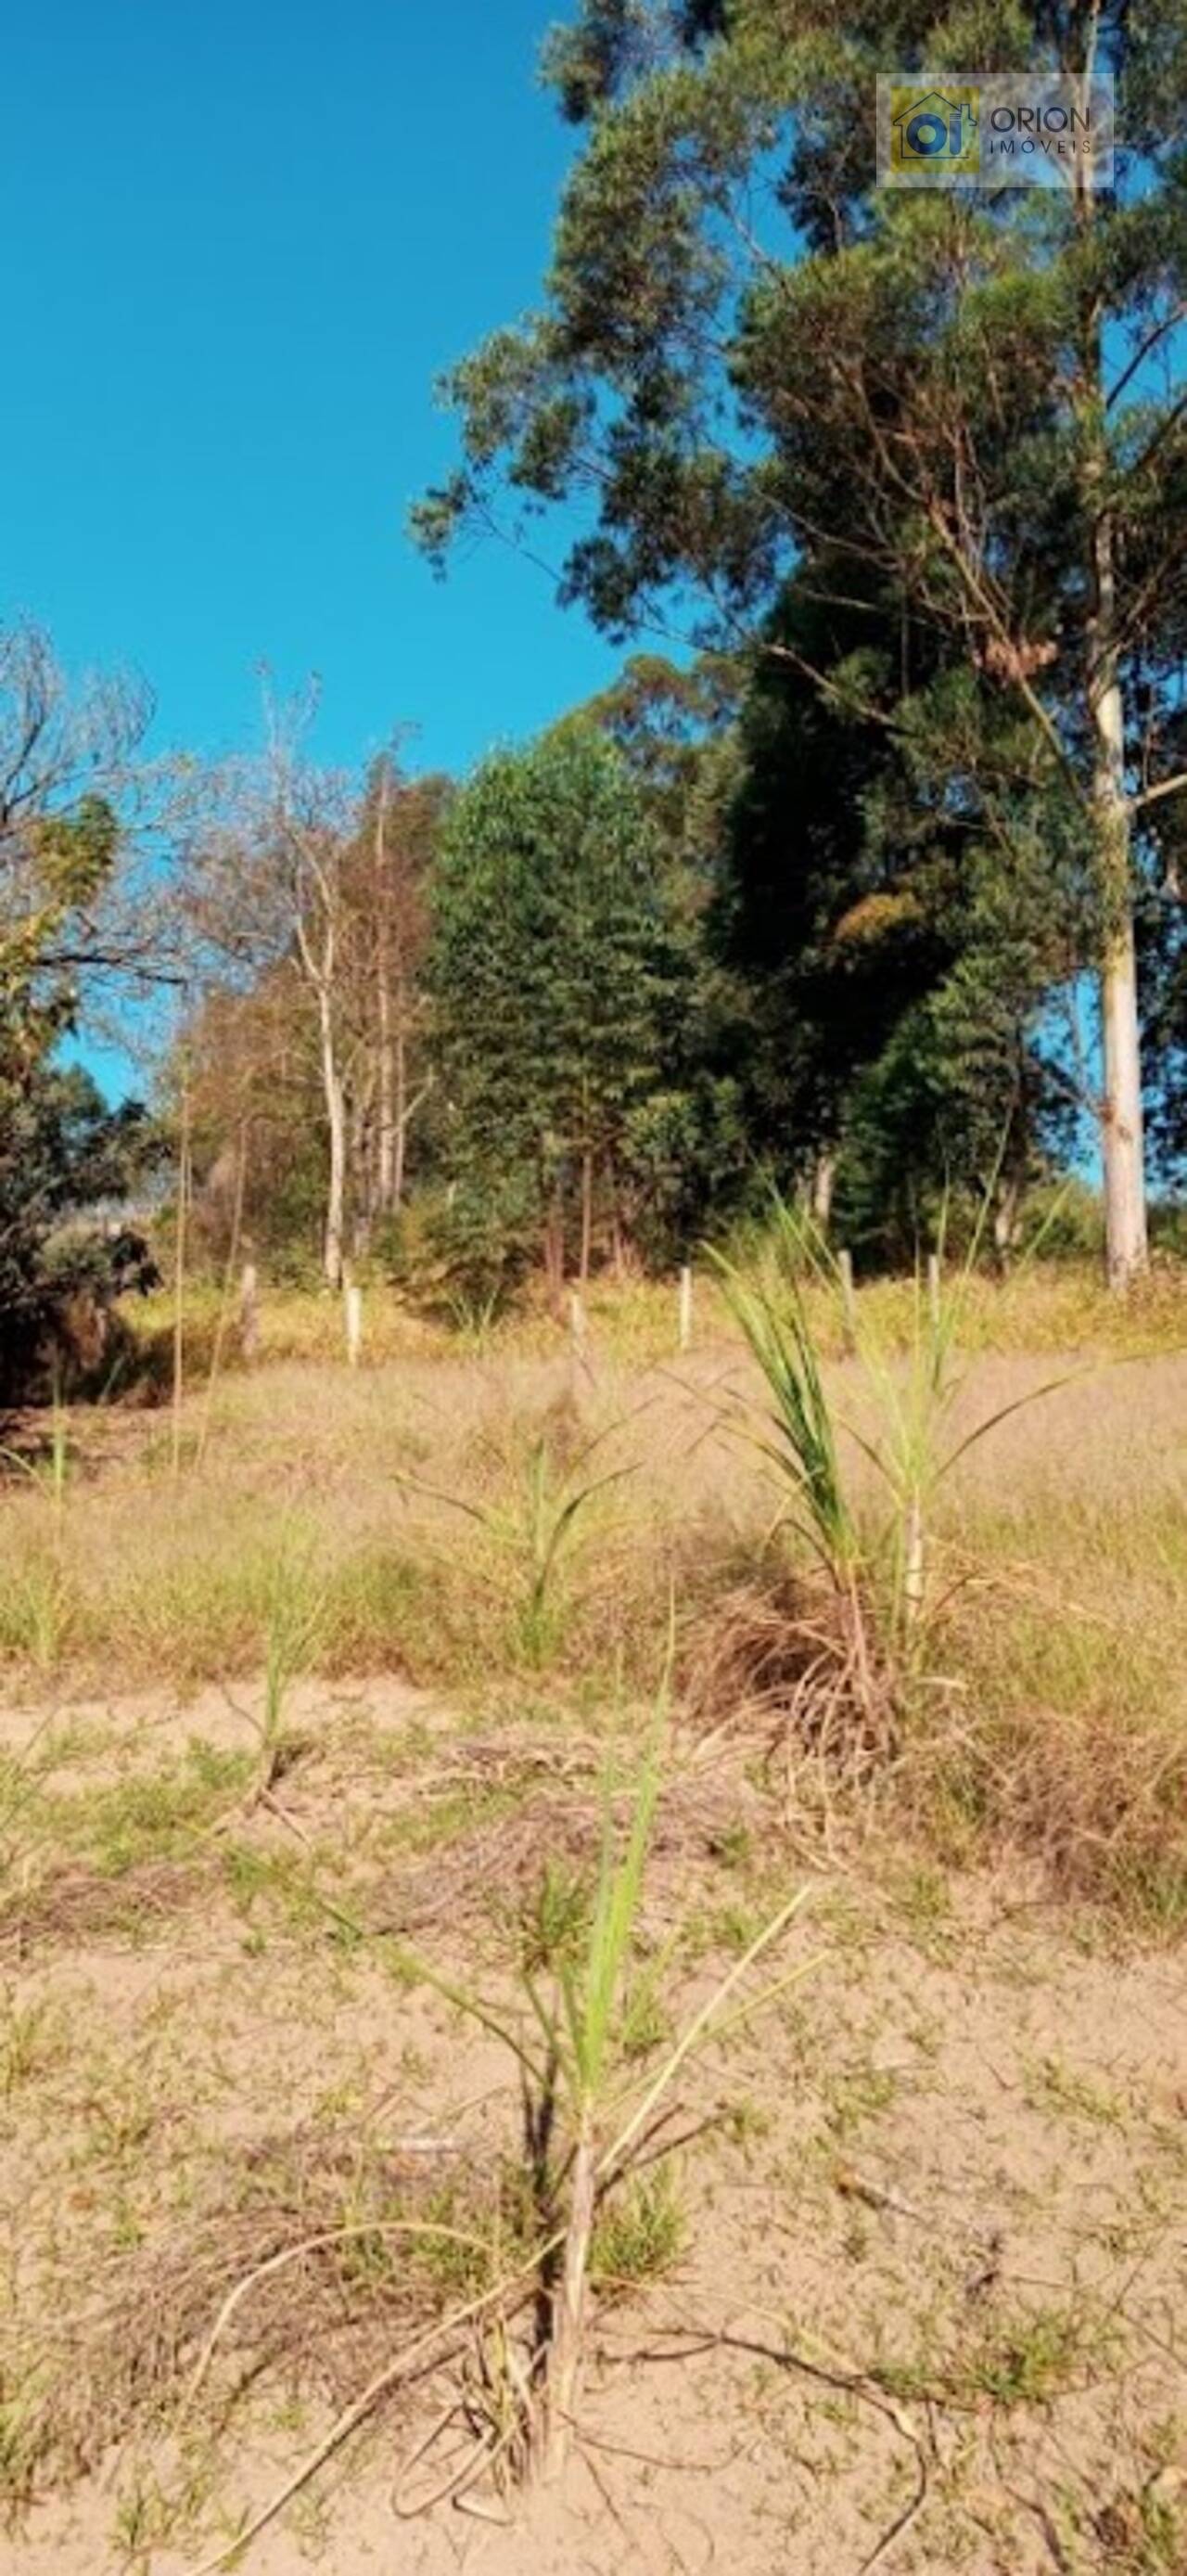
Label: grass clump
xmin=700 ymin=1199 xmax=1187 ymax=1923
xmin=590 ymin=2165 xmax=684 ymax=2290
xmin=713 ymin=1196 xmax=1078 ymax=1666
xmin=395 ymin=1404 xmax=635 ymax=1670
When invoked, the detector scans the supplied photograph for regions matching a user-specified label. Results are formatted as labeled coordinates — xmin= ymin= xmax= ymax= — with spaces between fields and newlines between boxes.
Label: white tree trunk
xmin=1092 ymin=517 xmax=1148 ymax=1290
xmin=1100 ymin=896 xmax=1148 ymax=1292
xmin=318 ymin=988 xmax=346 ymax=1290
xmin=811 ymin=1148 xmax=836 ymax=1231
xmin=373 ymin=763 xmax=399 ymax=1218
xmin=391 ymin=1020 xmax=408 ymax=1209
xmin=377 ymin=954 xmax=396 ymax=1215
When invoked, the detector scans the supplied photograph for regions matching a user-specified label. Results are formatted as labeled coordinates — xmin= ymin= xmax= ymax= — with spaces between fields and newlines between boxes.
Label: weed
xmin=251 ymin=1541 xmax=325 ymax=1788
xmin=961 ymin=2302 xmax=1104 ymax=2406
xmin=721 ymin=2098 xmax=773 ymax=2151
xmin=396 ymin=1410 xmax=636 ymax=1669
xmin=57 ymin=1747 xmax=252 ymax=1877
xmin=1025 ymin=2052 xmax=1127 ymax=2129
xmin=0 ymin=2375 xmax=46 ymax=2511
xmin=423 ymin=1704 xmax=816 ymax=2484
xmin=110 ymin=2454 xmax=211 ymax=2565
xmin=591 ymin=2166 xmax=684 ymax=2289
xmin=823 ymin=2061 xmax=900 ymax=2143
xmin=519 ymin=1860 xmax=591 ymax=1975
xmin=888 ymin=1865 xmax=956 ymax=1957
xmin=1 ymin=1997 xmax=58 ymax=2094
xmin=0 ymin=1553 xmax=71 ymax=1669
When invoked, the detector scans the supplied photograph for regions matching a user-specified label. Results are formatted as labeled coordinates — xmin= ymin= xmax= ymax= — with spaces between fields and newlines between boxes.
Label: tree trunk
xmin=1077 ymin=99 xmax=1147 ymax=1293
xmin=542 ymin=1166 xmax=566 ymax=1308
xmin=318 ymin=988 xmax=346 ymax=1290
xmin=991 ymin=1172 xmax=1023 ymax=1275
xmin=606 ymin=1158 xmax=625 ymax=1282
xmin=1092 ymin=516 xmax=1148 ymax=1290
xmin=377 ymin=965 xmax=396 ymax=1215
xmin=811 ymin=1148 xmax=836 ymax=1233
xmin=373 ymin=763 xmax=398 ymax=1218
xmin=350 ymin=1095 xmax=371 ymax=1258
xmin=579 ymin=1147 xmax=594 ymax=1285
xmin=391 ymin=1022 xmax=408 ymax=1209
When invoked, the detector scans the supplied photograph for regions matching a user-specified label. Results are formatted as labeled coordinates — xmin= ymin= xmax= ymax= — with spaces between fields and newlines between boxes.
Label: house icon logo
xmin=889 ymin=85 xmax=980 ymax=173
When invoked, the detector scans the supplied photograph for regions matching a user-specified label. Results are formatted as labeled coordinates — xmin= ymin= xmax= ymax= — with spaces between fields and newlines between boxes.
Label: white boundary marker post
xmin=239 ymin=1262 xmax=259 ymax=1363
xmin=678 ymin=1263 xmax=693 ymax=1352
xmin=837 ymin=1249 xmax=857 ymax=1354
xmin=345 ymin=1280 xmax=364 ymax=1367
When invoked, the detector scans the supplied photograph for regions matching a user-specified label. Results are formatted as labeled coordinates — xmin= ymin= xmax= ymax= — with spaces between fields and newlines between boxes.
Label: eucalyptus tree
xmin=415 ymin=0 xmax=1187 ymax=1285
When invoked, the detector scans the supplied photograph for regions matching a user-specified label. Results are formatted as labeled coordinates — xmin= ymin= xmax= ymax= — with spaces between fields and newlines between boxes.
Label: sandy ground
xmin=2 ymin=1663 xmax=1185 ymax=2576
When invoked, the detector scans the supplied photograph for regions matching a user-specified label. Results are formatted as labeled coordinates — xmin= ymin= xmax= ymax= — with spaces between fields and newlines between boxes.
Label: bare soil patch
xmin=2 ymin=1665 xmax=1185 ymax=2575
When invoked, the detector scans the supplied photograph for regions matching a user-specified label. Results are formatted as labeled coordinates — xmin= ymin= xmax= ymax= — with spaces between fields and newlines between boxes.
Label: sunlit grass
xmin=1 ymin=1261 xmax=1183 ymax=1929
xmin=121 ymin=1251 xmax=1187 ymax=1386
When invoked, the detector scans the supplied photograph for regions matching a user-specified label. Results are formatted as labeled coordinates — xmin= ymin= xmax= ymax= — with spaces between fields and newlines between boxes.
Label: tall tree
xmin=182 ymin=717 xmax=447 ymax=1282
xmin=429 ymin=723 xmax=682 ymax=1290
xmin=341 ymin=758 xmax=447 ymax=1235
xmin=0 ymin=1065 xmax=158 ymax=1399
xmin=717 ymin=574 xmax=1079 ymax=1241
xmin=415 ymin=0 xmax=1187 ymax=1286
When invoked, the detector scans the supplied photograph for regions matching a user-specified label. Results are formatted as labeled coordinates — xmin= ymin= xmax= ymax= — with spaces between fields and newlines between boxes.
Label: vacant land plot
xmin=1 ymin=1276 xmax=1184 ymax=2574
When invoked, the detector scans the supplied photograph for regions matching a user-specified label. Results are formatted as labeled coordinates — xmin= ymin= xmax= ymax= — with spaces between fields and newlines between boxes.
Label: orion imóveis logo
xmin=890 ymin=85 xmax=980 ymax=173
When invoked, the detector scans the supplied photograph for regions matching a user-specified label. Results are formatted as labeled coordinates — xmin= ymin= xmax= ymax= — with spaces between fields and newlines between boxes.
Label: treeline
xmin=5 ymin=0 xmax=1187 ymax=1359
xmin=413 ymin=0 xmax=1187 ymax=1295
xmin=177 ymin=630 xmax=1186 ymax=1309
xmin=3 ymin=598 xmax=1186 ymax=1389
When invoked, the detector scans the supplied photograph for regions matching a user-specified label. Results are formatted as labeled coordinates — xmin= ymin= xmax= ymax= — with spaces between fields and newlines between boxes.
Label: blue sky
xmin=1 ymin=0 xmax=619 ymax=792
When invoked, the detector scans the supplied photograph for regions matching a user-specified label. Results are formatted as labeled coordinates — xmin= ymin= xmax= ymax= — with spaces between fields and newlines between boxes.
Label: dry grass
xmin=1 ymin=1302 xmax=1186 ymax=2576
xmin=682 ymin=1576 xmax=900 ymax=1805
xmin=0 ymin=1358 xmax=673 ymax=1691
xmin=372 ymin=1754 xmax=767 ymax=1941
xmin=114 ymin=1252 xmax=1187 ymax=1382
xmin=0 ymin=1856 xmax=209 ymax=1958
xmin=6 ymin=2112 xmax=517 ymax=2502
xmin=0 ymin=1266 xmax=1183 ymax=1933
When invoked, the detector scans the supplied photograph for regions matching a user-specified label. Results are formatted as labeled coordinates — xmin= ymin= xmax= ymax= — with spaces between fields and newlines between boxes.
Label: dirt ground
xmin=3 ymin=1651 xmax=1185 ymax=2576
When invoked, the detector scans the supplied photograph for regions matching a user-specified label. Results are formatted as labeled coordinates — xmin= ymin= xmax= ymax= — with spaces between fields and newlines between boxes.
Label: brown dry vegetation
xmin=0 ymin=1268 xmax=1184 ymax=2574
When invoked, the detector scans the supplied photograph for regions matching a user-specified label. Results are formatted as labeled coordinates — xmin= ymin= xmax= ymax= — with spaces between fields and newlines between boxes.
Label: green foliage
xmin=0 ymin=792 xmax=119 ymax=1090
xmin=0 ymin=623 xmax=162 ymax=1394
xmin=0 ymin=1064 xmax=160 ymax=1400
xmin=719 ymin=1193 xmax=1083 ymax=1653
xmin=590 ymin=2165 xmax=683 ymax=2287
xmin=428 ymin=720 xmax=693 ymax=1288
xmin=397 ymin=1414 xmax=633 ymax=1667
xmin=415 ymin=0 xmax=1187 ymax=1250
xmin=710 ymin=1215 xmax=861 ymax=1586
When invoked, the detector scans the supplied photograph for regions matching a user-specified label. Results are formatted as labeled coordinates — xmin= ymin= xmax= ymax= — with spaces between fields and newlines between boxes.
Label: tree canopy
xmin=415 ymin=0 xmax=1187 ymax=1283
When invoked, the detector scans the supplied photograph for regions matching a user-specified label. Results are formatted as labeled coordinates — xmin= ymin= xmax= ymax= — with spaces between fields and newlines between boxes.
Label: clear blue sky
xmin=1 ymin=0 xmax=619 ymax=788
